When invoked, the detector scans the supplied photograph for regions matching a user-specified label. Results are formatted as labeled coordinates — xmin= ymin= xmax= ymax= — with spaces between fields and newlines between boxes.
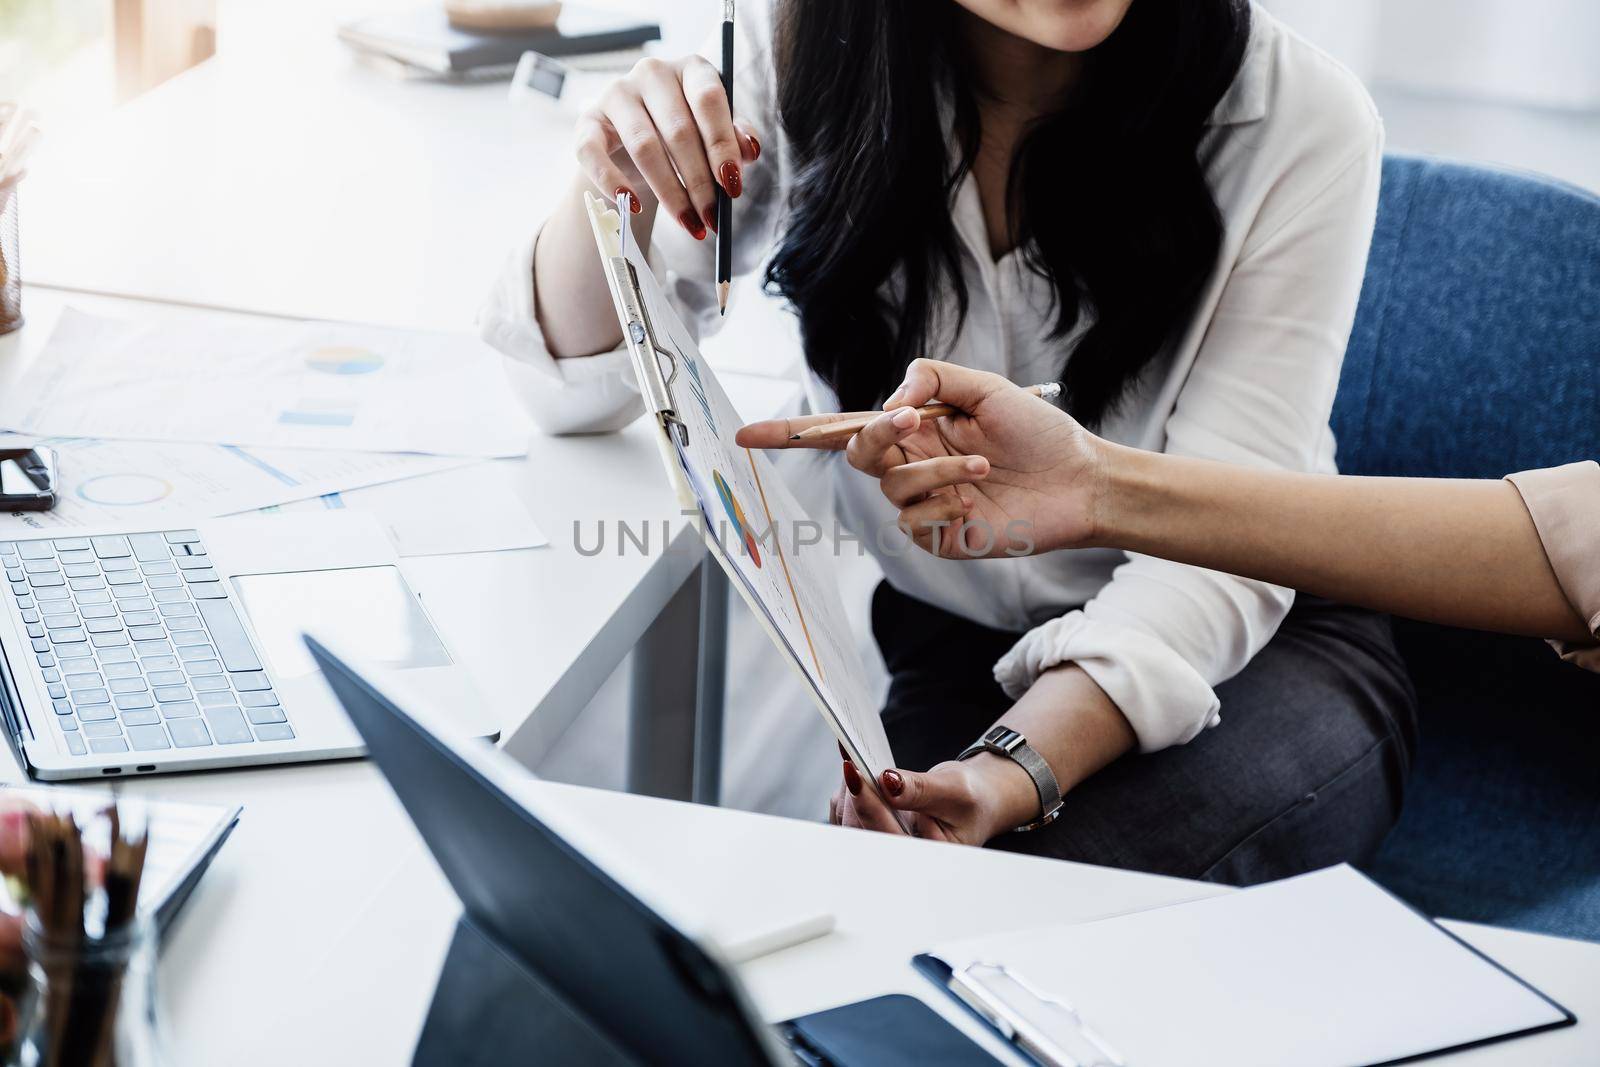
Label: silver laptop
xmin=0 ymin=510 xmax=495 ymax=780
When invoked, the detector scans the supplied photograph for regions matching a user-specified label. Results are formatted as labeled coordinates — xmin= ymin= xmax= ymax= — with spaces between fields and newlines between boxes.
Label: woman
xmin=484 ymin=0 xmax=1413 ymax=884
xmin=751 ymin=358 xmax=1599 ymax=836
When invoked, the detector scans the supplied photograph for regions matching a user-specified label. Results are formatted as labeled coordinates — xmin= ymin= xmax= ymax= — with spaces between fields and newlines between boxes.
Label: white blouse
xmin=480 ymin=3 xmax=1384 ymax=755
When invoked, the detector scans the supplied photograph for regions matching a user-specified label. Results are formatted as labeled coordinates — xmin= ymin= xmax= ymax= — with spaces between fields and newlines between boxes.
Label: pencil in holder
xmin=0 ymin=180 xmax=20 ymax=335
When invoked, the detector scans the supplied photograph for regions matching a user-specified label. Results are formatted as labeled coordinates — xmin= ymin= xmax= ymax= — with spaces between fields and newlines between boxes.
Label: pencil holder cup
xmin=0 ymin=181 xmax=19 ymax=336
xmin=11 ymin=913 xmax=169 ymax=1067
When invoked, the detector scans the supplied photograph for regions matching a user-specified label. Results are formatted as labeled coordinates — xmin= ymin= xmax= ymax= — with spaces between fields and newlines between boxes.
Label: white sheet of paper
xmin=927 ymin=865 xmax=1570 ymax=1067
xmin=0 ymin=309 xmax=534 ymax=457
xmin=261 ymin=460 xmax=548 ymax=557
xmin=0 ymin=434 xmax=471 ymax=534
xmin=588 ymin=195 xmax=899 ymax=801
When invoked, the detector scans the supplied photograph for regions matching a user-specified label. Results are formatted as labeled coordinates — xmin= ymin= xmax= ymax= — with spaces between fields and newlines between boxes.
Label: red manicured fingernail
xmin=704 ymin=207 xmax=718 ymax=234
xmin=838 ymin=740 xmax=849 ymax=761
xmin=720 ymin=161 xmax=742 ymax=199
xmin=615 ymin=187 xmax=641 ymax=214
xmin=843 ymin=761 xmax=862 ymax=797
xmin=881 ymin=770 xmax=904 ymax=797
xmin=747 ymin=134 xmax=761 ymax=161
xmin=679 ymin=209 xmax=706 ymax=240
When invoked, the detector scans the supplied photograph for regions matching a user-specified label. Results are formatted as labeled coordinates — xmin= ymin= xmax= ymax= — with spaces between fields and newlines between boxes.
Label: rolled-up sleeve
xmin=481 ymin=230 xmax=644 ymax=434
xmin=997 ymin=111 xmax=1385 ymax=752
xmin=1507 ymin=461 xmax=1600 ymax=671
xmin=478 ymin=9 xmax=783 ymax=436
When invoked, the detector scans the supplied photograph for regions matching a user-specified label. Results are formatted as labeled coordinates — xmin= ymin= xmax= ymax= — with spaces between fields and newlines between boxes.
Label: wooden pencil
xmin=788 ymin=381 xmax=1062 ymax=443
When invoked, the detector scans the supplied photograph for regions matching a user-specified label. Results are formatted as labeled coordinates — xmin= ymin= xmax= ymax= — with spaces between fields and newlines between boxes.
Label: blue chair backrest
xmin=1333 ymin=156 xmax=1600 ymax=940
xmin=1333 ymin=155 xmax=1600 ymax=478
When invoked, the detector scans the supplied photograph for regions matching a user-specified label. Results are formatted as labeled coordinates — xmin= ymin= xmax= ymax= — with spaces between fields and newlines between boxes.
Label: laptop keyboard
xmin=2 ymin=531 xmax=291 ymax=759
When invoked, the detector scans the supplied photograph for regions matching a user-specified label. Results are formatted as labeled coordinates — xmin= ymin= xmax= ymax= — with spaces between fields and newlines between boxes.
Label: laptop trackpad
xmin=233 ymin=566 xmax=452 ymax=680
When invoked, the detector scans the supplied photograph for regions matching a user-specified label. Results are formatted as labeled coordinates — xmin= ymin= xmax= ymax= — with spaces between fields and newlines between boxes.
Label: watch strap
xmin=956 ymin=726 xmax=1063 ymax=831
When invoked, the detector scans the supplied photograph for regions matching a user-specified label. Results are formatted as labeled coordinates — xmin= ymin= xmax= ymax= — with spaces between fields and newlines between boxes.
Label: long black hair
xmin=765 ymin=0 xmax=1252 ymax=427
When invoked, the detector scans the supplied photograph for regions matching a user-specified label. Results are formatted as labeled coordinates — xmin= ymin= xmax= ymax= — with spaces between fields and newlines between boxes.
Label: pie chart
xmin=306 ymin=346 xmax=385 ymax=375
xmin=77 ymin=473 xmax=173 ymax=507
xmin=713 ymin=470 xmax=761 ymax=567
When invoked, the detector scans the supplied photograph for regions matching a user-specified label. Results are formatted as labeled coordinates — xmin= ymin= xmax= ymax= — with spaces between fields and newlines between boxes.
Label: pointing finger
xmin=735 ymin=414 xmax=856 ymax=451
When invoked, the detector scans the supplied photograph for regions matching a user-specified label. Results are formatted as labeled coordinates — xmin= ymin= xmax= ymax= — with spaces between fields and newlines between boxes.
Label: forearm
xmin=971 ymin=664 xmax=1137 ymax=835
xmin=1094 ymin=444 xmax=1589 ymax=642
xmin=531 ymin=175 xmax=661 ymax=358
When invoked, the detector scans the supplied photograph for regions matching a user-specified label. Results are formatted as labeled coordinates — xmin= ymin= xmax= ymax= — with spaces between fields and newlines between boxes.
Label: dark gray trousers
xmin=872 ymin=583 xmax=1418 ymax=885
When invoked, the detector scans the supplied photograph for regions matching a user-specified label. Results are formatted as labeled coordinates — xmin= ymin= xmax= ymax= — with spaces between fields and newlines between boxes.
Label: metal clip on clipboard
xmin=948 ymin=962 xmax=1126 ymax=1067
xmin=607 ymin=190 xmax=691 ymax=447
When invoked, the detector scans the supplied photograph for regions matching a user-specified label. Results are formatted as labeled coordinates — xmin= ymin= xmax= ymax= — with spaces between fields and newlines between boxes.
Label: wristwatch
xmin=956 ymin=726 xmax=1063 ymax=831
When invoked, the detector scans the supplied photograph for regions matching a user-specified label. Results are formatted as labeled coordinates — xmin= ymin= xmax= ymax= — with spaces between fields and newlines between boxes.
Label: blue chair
xmin=1332 ymin=155 xmax=1600 ymax=941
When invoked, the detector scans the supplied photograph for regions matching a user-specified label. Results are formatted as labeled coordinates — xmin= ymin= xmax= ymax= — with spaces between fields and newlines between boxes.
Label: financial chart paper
xmin=0 ymin=309 xmax=534 ymax=458
xmin=588 ymin=196 xmax=903 ymax=812
xmin=0 ymin=434 xmax=468 ymax=533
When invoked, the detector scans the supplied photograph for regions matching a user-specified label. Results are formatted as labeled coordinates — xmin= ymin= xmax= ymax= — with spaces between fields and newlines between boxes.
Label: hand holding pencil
xmin=734 ymin=360 xmax=1101 ymax=558
xmin=568 ymin=24 xmax=758 ymax=250
xmin=734 ymin=365 xmax=1062 ymax=450
xmin=781 ymin=381 xmax=1061 ymax=444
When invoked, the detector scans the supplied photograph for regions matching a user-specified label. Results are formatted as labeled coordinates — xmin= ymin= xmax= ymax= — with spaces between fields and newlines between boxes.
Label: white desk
xmin=13 ymin=749 xmax=1590 ymax=1066
xmin=20 ymin=0 xmax=802 ymax=380
xmin=12 ymin=0 xmax=806 ymax=789
xmin=0 ymin=287 xmax=799 ymax=775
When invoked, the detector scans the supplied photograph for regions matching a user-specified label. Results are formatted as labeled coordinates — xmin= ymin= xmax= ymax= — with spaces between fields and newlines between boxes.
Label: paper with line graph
xmin=586 ymin=194 xmax=902 ymax=818
xmin=0 ymin=434 xmax=467 ymax=534
xmin=0 ymin=308 xmax=533 ymax=457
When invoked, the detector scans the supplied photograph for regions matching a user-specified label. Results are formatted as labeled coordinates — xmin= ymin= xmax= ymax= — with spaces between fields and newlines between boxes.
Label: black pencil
xmin=716 ymin=0 xmax=735 ymax=315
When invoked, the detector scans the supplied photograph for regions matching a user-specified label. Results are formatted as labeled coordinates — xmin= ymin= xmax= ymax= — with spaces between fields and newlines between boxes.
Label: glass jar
xmin=9 ymin=912 xmax=168 ymax=1067
xmin=0 ymin=182 xmax=19 ymax=336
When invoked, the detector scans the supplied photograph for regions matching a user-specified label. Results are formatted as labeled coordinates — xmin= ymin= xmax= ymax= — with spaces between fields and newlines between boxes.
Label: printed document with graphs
xmin=585 ymin=194 xmax=903 ymax=818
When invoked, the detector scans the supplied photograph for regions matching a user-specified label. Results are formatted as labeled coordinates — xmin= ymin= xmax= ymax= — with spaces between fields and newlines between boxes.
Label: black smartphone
xmin=0 ymin=447 xmax=58 ymax=512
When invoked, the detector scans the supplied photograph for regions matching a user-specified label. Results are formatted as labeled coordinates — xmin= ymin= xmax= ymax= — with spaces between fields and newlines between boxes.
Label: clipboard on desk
xmin=912 ymin=865 xmax=1575 ymax=1067
xmin=584 ymin=192 xmax=907 ymax=822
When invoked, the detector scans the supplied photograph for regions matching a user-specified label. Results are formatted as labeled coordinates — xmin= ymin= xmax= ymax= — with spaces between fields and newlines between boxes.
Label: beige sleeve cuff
xmin=1506 ymin=461 xmax=1600 ymax=669
xmin=994 ymin=611 xmax=1222 ymax=753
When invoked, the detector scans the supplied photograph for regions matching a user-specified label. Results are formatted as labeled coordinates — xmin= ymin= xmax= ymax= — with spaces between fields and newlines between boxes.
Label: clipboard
xmin=594 ymin=202 xmax=691 ymax=449
xmin=912 ymin=954 xmax=1127 ymax=1067
xmin=911 ymin=865 xmax=1576 ymax=1067
xmin=584 ymin=192 xmax=908 ymax=826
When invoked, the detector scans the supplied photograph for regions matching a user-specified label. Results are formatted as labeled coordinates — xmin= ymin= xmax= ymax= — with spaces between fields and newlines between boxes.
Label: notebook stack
xmin=338 ymin=4 xmax=661 ymax=79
